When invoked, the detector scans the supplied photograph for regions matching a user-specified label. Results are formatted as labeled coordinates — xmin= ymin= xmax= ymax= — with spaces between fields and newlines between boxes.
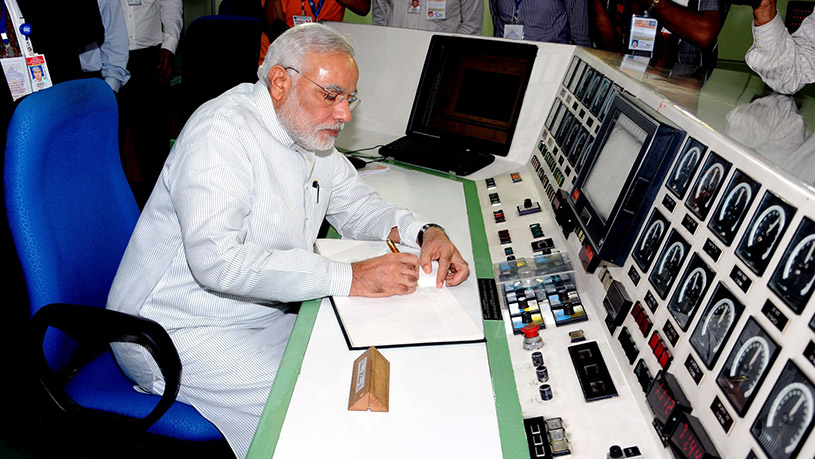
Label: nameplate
xmin=684 ymin=354 xmax=703 ymax=385
xmin=729 ymin=265 xmax=752 ymax=293
xmin=761 ymin=299 xmax=788 ymax=333
xmin=710 ymin=396 xmax=733 ymax=433
xmin=702 ymin=238 xmax=721 ymax=263
xmin=681 ymin=214 xmax=698 ymax=235
xmin=628 ymin=265 xmax=641 ymax=286
xmin=662 ymin=194 xmax=676 ymax=213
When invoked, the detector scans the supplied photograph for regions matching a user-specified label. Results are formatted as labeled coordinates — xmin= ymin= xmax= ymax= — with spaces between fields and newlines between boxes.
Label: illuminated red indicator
xmin=659 ymin=350 xmax=672 ymax=368
xmin=648 ymin=332 xmax=659 ymax=350
xmin=631 ymin=302 xmax=642 ymax=318
xmin=572 ymin=188 xmax=580 ymax=201
xmin=585 ymin=245 xmax=594 ymax=261
xmin=655 ymin=341 xmax=665 ymax=359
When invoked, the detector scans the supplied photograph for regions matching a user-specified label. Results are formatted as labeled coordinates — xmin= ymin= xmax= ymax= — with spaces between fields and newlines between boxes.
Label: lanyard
xmin=301 ymin=0 xmax=325 ymax=20
xmin=511 ymin=0 xmax=522 ymax=24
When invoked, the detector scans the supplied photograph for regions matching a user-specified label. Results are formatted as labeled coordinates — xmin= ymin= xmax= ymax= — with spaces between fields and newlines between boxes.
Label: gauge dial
xmin=659 ymin=242 xmax=685 ymax=276
xmin=752 ymin=362 xmax=815 ymax=459
xmin=635 ymin=219 xmax=665 ymax=268
xmin=675 ymin=268 xmax=707 ymax=314
xmin=728 ymin=336 xmax=770 ymax=398
xmin=668 ymin=145 xmax=702 ymax=196
xmin=748 ymin=205 xmax=787 ymax=261
xmin=766 ymin=382 xmax=814 ymax=455
xmin=698 ymin=299 xmax=735 ymax=358
xmin=690 ymin=163 xmax=725 ymax=211
xmin=716 ymin=182 xmax=752 ymax=233
xmin=771 ymin=219 xmax=815 ymax=313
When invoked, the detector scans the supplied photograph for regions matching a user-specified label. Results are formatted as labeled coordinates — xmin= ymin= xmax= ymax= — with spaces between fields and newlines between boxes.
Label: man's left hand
xmin=418 ymin=227 xmax=470 ymax=288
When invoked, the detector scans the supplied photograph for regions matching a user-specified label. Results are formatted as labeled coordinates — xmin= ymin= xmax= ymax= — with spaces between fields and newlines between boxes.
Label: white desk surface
xmin=272 ymin=165 xmax=502 ymax=458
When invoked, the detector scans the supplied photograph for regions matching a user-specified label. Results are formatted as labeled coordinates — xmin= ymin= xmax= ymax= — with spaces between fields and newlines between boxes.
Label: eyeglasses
xmin=284 ymin=67 xmax=360 ymax=111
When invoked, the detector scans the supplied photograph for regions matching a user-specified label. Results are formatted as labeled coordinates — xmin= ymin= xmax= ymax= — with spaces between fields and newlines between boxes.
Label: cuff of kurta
xmin=753 ymin=11 xmax=785 ymax=44
xmin=329 ymin=260 xmax=354 ymax=296
xmin=104 ymin=76 xmax=122 ymax=93
xmin=162 ymin=37 xmax=179 ymax=55
xmin=402 ymin=220 xmax=429 ymax=249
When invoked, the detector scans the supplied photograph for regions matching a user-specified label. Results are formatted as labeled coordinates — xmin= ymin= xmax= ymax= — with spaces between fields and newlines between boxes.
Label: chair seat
xmin=65 ymin=352 xmax=222 ymax=441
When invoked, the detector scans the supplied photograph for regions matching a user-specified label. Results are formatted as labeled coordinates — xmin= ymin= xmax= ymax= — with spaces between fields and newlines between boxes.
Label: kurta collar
xmin=253 ymin=81 xmax=298 ymax=150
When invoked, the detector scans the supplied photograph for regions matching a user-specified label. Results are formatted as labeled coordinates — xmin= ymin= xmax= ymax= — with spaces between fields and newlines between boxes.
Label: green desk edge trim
xmin=247 ymin=161 xmax=526 ymax=458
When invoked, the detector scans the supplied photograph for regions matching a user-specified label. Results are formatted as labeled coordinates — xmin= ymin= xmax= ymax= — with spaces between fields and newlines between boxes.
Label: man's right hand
xmin=753 ymin=0 xmax=777 ymax=26
xmin=350 ymin=253 xmax=420 ymax=297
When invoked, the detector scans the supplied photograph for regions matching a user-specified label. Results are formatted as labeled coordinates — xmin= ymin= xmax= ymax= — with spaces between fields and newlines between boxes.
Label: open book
xmin=315 ymin=238 xmax=485 ymax=349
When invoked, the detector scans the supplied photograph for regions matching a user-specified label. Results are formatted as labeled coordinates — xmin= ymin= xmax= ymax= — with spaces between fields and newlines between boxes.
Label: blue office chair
xmin=4 ymin=79 xmax=222 ymax=442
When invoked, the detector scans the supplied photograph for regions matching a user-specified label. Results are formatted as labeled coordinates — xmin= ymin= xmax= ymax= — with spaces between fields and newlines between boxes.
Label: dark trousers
xmin=119 ymin=45 xmax=172 ymax=207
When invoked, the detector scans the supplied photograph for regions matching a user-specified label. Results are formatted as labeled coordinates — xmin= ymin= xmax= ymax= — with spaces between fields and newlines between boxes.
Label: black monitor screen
xmin=407 ymin=36 xmax=537 ymax=156
xmin=582 ymin=113 xmax=648 ymax=223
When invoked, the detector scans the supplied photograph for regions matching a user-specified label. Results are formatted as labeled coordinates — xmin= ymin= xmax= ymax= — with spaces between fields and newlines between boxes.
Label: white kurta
xmin=746 ymin=12 xmax=815 ymax=95
xmin=107 ymin=81 xmax=426 ymax=457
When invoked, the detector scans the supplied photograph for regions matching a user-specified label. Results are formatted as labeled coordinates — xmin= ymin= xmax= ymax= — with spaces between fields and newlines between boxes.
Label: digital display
xmin=646 ymin=371 xmax=690 ymax=428
xmin=669 ymin=413 xmax=720 ymax=459
xmin=582 ymin=114 xmax=648 ymax=222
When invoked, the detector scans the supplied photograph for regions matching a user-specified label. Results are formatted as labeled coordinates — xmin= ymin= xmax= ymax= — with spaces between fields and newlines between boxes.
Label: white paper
xmin=315 ymin=238 xmax=484 ymax=348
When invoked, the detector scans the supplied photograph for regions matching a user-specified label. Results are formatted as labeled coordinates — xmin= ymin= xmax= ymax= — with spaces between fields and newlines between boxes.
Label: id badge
xmin=408 ymin=0 xmax=421 ymax=14
xmin=292 ymin=15 xmax=314 ymax=26
xmin=427 ymin=0 xmax=446 ymax=20
xmin=628 ymin=15 xmax=657 ymax=54
xmin=26 ymin=54 xmax=52 ymax=92
xmin=504 ymin=24 xmax=524 ymax=40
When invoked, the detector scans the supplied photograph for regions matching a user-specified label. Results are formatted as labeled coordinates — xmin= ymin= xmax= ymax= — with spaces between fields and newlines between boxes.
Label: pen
xmin=312 ymin=180 xmax=319 ymax=203
xmin=386 ymin=238 xmax=399 ymax=253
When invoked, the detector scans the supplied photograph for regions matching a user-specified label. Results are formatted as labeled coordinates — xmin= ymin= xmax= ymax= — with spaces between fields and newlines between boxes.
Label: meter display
xmin=751 ymin=360 xmax=815 ymax=459
xmin=768 ymin=217 xmax=815 ymax=314
xmin=632 ymin=209 xmax=669 ymax=273
xmin=666 ymin=137 xmax=706 ymax=200
xmin=685 ymin=152 xmax=731 ymax=221
xmin=716 ymin=317 xmax=780 ymax=416
xmin=708 ymin=169 xmax=760 ymax=246
xmin=736 ymin=192 xmax=797 ymax=276
xmin=667 ymin=254 xmax=715 ymax=331
xmin=689 ymin=283 xmax=745 ymax=370
xmin=649 ymin=229 xmax=691 ymax=300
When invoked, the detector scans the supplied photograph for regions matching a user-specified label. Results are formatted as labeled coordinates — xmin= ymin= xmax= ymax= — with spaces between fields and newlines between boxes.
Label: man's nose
xmin=333 ymin=98 xmax=352 ymax=123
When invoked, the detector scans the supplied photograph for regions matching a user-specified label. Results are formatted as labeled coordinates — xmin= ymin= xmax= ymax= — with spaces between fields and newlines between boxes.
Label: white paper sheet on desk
xmin=314 ymin=238 xmax=484 ymax=349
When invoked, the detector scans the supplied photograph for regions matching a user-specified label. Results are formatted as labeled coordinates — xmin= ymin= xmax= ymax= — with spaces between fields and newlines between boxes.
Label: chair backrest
xmin=181 ymin=15 xmax=262 ymax=122
xmin=5 ymin=79 xmax=140 ymax=371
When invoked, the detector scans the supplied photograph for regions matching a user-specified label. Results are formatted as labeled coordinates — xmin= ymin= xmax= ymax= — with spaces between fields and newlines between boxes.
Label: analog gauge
xmin=752 ymin=361 xmax=815 ymax=459
xmin=667 ymin=144 xmax=702 ymax=198
xmin=698 ymin=299 xmax=735 ymax=359
xmin=711 ymin=182 xmax=753 ymax=246
xmin=634 ymin=217 xmax=666 ymax=271
xmin=668 ymin=254 xmax=714 ymax=331
xmin=717 ymin=318 xmax=779 ymax=416
xmin=728 ymin=336 xmax=770 ymax=398
xmin=747 ymin=205 xmax=786 ymax=261
xmin=590 ymin=78 xmax=611 ymax=115
xmin=649 ymin=231 xmax=689 ymax=300
xmin=770 ymin=218 xmax=815 ymax=314
xmin=764 ymin=383 xmax=814 ymax=455
xmin=688 ymin=163 xmax=725 ymax=213
xmin=737 ymin=192 xmax=797 ymax=276
xmin=690 ymin=284 xmax=744 ymax=369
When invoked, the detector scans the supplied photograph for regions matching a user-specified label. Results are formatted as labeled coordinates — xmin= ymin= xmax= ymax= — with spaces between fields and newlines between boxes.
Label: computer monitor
xmin=569 ymin=93 xmax=686 ymax=272
xmin=406 ymin=35 xmax=537 ymax=157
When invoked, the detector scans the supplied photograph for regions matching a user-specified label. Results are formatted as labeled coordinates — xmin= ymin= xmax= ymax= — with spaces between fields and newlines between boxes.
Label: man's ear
xmin=268 ymin=65 xmax=290 ymax=103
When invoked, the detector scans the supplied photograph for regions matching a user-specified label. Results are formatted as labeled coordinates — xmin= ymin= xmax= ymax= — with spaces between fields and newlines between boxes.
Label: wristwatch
xmin=417 ymin=223 xmax=445 ymax=247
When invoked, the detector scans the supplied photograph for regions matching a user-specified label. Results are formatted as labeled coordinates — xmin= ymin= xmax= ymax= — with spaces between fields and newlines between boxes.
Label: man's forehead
xmin=302 ymin=52 xmax=358 ymax=85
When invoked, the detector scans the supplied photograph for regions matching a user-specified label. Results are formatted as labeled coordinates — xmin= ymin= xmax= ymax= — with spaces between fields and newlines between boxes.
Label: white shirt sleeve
xmin=746 ymin=11 xmax=815 ymax=94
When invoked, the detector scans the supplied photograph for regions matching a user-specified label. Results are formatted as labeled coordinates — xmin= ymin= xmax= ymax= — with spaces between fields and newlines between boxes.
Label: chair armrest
xmin=30 ymin=303 xmax=181 ymax=432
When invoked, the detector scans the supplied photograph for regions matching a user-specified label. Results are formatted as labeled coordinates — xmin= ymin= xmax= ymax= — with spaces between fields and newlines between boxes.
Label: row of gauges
xmin=625 ymin=136 xmax=815 ymax=458
xmin=538 ymin=57 xmax=622 ymax=191
xmin=636 ymin=135 xmax=814 ymax=316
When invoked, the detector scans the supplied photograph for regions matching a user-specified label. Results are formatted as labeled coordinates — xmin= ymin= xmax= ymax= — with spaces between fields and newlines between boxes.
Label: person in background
xmin=591 ymin=0 xmax=727 ymax=78
xmin=79 ymin=0 xmax=130 ymax=93
xmin=746 ymin=0 xmax=815 ymax=94
xmin=259 ymin=0 xmax=370 ymax=65
xmin=490 ymin=0 xmax=590 ymax=45
xmin=373 ymin=0 xmax=482 ymax=35
xmin=117 ymin=0 xmax=183 ymax=207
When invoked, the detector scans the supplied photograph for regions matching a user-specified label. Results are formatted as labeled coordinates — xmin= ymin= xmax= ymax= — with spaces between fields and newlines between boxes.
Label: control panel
xmin=478 ymin=49 xmax=815 ymax=459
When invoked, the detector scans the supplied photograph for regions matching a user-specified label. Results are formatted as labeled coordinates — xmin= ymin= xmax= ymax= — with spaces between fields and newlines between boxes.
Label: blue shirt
xmin=490 ymin=0 xmax=591 ymax=46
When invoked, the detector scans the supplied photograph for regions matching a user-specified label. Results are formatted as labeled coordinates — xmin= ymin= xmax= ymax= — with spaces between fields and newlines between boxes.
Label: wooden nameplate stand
xmin=348 ymin=346 xmax=390 ymax=412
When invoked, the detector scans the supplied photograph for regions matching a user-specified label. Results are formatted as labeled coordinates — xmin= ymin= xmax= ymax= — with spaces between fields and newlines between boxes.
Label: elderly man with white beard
xmin=106 ymin=23 xmax=469 ymax=457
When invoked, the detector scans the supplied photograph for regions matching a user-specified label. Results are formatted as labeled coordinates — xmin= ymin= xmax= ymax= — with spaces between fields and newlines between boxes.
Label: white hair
xmin=257 ymin=23 xmax=355 ymax=86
